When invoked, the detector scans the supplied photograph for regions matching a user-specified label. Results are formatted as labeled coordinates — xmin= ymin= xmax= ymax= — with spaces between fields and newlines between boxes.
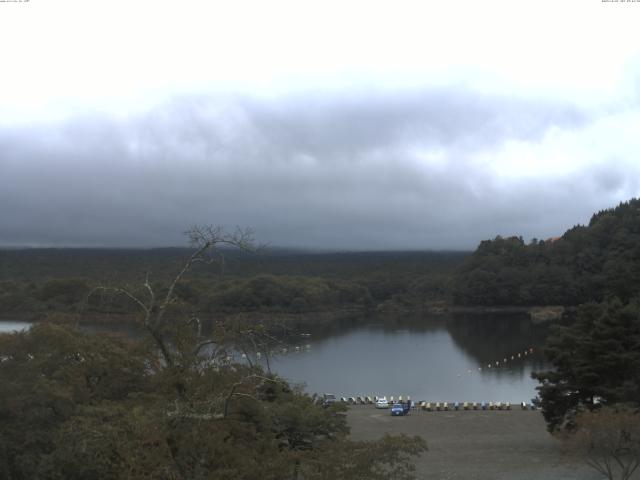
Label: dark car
xmin=391 ymin=403 xmax=410 ymax=416
xmin=322 ymin=393 xmax=337 ymax=408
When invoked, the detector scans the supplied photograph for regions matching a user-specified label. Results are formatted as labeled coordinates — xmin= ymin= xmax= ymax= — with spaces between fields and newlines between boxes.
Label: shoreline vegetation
xmin=0 ymin=304 xmax=568 ymax=327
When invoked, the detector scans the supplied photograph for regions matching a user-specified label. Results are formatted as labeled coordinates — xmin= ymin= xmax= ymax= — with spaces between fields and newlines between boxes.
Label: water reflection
xmin=447 ymin=313 xmax=548 ymax=374
xmin=267 ymin=313 xmax=549 ymax=403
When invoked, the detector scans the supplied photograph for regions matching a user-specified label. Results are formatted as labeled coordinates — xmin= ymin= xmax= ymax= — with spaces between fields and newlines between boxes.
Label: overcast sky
xmin=1 ymin=0 xmax=639 ymax=250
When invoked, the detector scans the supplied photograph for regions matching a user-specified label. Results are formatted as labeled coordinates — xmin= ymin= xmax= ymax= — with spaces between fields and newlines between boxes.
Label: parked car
xmin=375 ymin=397 xmax=389 ymax=409
xmin=391 ymin=403 xmax=410 ymax=416
xmin=322 ymin=393 xmax=337 ymax=408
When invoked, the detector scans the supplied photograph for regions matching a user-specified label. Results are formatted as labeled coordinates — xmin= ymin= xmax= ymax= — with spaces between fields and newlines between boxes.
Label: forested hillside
xmin=453 ymin=198 xmax=640 ymax=306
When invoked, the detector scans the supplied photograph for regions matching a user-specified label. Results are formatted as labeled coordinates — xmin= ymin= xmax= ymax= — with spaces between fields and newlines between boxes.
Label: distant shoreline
xmin=380 ymin=303 xmax=572 ymax=322
xmin=0 ymin=304 xmax=572 ymax=328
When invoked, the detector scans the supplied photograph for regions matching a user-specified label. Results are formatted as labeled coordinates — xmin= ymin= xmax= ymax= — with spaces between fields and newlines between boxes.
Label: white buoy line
xmin=221 ymin=343 xmax=313 ymax=362
xmin=470 ymin=347 xmax=535 ymax=374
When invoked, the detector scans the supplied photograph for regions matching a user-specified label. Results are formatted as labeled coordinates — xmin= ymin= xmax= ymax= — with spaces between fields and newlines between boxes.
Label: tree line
xmin=0 ymin=250 xmax=465 ymax=320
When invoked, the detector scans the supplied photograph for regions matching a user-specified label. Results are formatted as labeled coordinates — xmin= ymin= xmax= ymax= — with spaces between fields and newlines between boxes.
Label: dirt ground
xmin=346 ymin=405 xmax=605 ymax=480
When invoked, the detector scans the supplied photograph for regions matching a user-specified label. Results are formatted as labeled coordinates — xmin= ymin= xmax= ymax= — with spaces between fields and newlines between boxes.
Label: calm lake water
xmin=267 ymin=314 xmax=548 ymax=404
xmin=0 ymin=313 xmax=549 ymax=403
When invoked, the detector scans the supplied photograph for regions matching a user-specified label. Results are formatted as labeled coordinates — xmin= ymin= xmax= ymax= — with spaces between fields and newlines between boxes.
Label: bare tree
xmin=563 ymin=406 xmax=640 ymax=480
xmin=92 ymin=225 xmax=257 ymax=369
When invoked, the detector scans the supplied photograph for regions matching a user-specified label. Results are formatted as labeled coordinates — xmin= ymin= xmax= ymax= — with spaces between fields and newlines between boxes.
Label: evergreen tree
xmin=533 ymin=298 xmax=640 ymax=432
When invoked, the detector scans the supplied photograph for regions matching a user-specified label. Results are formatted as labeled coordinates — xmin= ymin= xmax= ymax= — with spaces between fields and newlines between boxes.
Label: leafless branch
xmin=89 ymin=226 xmax=260 ymax=383
xmin=567 ymin=406 xmax=640 ymax=480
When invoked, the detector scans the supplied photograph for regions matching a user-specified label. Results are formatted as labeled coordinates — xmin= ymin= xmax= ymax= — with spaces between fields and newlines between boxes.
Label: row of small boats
xmin=417 ymin=401 xmax=536 ymax=411
xmin=337 ymin=396 xmax=536 ymax=410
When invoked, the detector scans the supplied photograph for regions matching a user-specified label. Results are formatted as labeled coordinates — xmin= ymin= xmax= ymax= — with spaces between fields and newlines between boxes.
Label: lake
xmin=0 ymin=321 xmax=32 ymax=333
xmin=266 ymin=313 xmax=548 ymax=404
xmin=0 ymin=313 xmax=549 ymax=403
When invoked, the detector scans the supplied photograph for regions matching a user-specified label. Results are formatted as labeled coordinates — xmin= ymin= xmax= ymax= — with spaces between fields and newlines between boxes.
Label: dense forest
xmin=3 ymin=199 xmax=640 ymax=323
xmin=452 ymin=198 xmax=640 ymax=306
xmin=0 ymin=249 xmax=466 ymax=321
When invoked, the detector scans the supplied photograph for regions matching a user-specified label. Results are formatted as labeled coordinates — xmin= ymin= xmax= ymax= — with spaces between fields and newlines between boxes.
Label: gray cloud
xmin=0 ymin=89 xmax=634 ymax=250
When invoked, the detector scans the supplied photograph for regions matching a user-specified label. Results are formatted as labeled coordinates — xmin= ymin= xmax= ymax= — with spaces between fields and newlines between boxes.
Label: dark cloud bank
xmin=0 ymin=88 xmax=633 ymax=249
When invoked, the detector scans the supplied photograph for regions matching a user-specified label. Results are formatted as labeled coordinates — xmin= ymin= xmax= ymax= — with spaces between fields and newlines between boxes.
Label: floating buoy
xmin=518 ymin=353 xmax=521 ymax=358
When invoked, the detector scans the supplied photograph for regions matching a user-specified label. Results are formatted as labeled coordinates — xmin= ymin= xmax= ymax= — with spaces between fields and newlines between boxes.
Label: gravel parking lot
xmin=346 ymin=405 xmax=604 ymax=480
